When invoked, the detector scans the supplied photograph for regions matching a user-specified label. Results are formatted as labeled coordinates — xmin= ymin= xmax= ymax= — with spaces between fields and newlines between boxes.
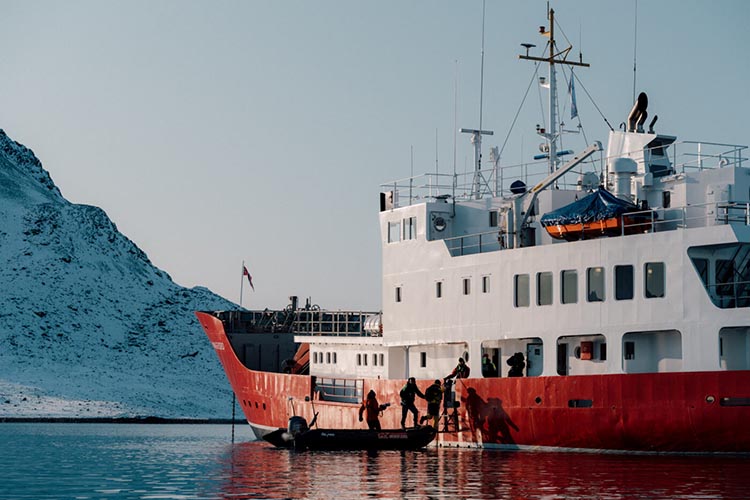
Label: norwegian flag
xmin=243 ymin=265 xmax=254 ymax=291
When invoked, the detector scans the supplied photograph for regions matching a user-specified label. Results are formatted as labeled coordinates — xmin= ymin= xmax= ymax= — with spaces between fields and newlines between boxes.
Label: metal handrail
xmin=382 ymin=140 xmax=747 ymax=209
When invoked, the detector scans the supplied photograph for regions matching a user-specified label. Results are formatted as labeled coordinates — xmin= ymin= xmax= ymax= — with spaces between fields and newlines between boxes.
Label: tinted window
xmin=561 ymin=270 xmax=577 ymax=304
xmin=615 ymin=265 xmax=634 ymax=300
xmin=515 ymin=274 xmax=530 ymax=307
xmin=537 ymin=272 xmax=553 ymax=305
xmin=587 ymin=267 xmax=605 ymax=302
xmin=645 ymin=262 xmax=665 ymax=298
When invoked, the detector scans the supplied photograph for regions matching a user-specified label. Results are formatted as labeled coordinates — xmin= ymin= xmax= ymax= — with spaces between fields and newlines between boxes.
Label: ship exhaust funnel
xmin=627 ymin=92 xmax=649 ymax=133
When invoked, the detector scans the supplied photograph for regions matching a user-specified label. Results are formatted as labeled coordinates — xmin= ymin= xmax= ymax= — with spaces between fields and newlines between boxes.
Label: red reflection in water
xmin=216 ymin=441 xmax=750 ymax=499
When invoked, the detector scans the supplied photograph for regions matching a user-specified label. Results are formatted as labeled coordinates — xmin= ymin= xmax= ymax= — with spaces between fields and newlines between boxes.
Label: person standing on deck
xmin=399 ymin=377 xmax=425 ymax=429
xmin=444 ymin=357 xmax=471 ymax=382
xmin=481 ymin=353 xmax=497 ymax=377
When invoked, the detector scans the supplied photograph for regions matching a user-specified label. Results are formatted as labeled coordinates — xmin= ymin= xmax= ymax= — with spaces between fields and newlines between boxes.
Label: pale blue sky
xmin=1 ymin=0 xmax=747 ymax=310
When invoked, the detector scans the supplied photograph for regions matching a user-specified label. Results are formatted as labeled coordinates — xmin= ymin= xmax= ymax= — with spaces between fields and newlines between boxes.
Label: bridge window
xmin=482 ymin=276 xmax=490 ymax=293
xmin=436 ymin=281 xmax=443 ymax=298
xmin=463 ymin=278 xmax=471 ymax=296
xmin=420 ymin=352 xmax=427 ymax=368
xmin=395 ymin=286 xmax=402 ymax=303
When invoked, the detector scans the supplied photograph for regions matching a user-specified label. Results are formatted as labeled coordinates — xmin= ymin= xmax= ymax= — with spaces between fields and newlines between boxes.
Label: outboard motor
xmin=287 ymin=416 xmax=309 ymax=437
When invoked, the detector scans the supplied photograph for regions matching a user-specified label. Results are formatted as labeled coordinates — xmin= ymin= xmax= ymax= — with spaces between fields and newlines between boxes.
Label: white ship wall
xmin=380 ymin=197 xmax=748 ymax=377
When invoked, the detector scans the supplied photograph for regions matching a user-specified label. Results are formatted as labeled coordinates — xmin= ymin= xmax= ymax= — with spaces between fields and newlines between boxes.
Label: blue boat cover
xmin=540 ymin=187 xmax=639 ymax=227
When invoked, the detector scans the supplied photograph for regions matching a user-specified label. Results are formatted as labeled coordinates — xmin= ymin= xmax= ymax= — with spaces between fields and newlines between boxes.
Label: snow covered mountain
xmin=0 ymin=129 xmax=238 ymax=419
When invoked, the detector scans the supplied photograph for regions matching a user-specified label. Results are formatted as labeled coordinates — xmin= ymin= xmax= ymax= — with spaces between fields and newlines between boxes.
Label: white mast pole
xmin=548 ymin=8 xmax=558 ymax=174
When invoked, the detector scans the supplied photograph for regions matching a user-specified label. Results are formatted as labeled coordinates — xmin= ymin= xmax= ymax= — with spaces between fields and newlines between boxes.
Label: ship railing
xmin=443 ymin=200 xmax=750 ymax=255
xmin=444 ymin=230 xmax=503 ymax=256
xmin=292 ymin=310 xmax=382 ymax=337
xmin=671 ymin=141 xmax=747 ymax=172
xmin=643 ymin=201 xmax=750 ymax=232
xmin=381 ymin=141 xmax=747 ymax=210
xmin=381 ymin=156 xmax=598 ymax=209
xmin=218 ymin=309 xmax=381 ymax=337
xmin=619 ymin=201 xmax=750 ymax=234
xmin=705 ymin=280 xmax=750 ymax=309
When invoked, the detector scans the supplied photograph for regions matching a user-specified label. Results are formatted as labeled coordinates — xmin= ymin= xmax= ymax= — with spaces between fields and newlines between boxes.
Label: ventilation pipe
xmin=610 ymin=158 xmax=638 ymax=201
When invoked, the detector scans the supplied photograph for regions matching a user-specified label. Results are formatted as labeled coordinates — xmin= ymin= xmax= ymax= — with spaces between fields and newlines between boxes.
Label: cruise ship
xmin=197 ymin=8 xmax=750 ymax=453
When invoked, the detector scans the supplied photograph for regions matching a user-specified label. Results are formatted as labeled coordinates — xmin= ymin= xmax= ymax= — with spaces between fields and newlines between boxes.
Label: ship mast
xmin=519 ymin=8 xmax=589 ymax=174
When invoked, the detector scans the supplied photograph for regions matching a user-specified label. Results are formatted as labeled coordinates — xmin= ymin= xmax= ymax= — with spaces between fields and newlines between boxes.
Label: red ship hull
xmin=198 ymin=312 xmax=750 ymax=453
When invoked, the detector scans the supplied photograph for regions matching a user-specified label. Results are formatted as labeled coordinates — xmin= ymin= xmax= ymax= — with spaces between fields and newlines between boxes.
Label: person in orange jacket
xmin=359 ymin=390 xmax=388 ymax=430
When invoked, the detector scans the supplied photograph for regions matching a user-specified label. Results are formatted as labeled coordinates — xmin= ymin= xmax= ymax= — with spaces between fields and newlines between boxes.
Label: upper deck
xmin=380 ymin=137 xmax=750 ymax=257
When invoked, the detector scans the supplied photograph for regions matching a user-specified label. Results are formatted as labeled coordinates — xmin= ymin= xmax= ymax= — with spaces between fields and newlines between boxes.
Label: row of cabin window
xmin=387 ymin=217 xmax=417 ymax=243
xmin=514 ymin=262 xmax=666 ymax=307
xmin=396 ymin=276 xmax=491 ymax=302
xmin=312 ymin=352 xmax=337 ymax=364
xmin=356 ymin=353 xmax=385 ymax=366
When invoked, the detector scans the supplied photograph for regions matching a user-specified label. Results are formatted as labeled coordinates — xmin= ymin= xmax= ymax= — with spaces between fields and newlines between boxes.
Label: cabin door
xmin=526 ymin=343 xmax=543 ymax=376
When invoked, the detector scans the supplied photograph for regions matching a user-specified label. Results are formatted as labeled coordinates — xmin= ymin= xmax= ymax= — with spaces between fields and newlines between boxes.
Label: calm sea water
xmin=1 ymin=423 xmax=749 ymax=499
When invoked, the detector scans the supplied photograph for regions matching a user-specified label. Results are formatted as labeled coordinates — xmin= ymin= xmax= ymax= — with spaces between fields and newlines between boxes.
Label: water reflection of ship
xmin=217 ymin=443 xmax=750 ymax=499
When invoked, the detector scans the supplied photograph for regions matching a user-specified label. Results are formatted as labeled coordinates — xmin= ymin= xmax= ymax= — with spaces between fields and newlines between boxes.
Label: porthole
xmin=534 ymin=397 xmax=542 ymax=405
xmin=706 ymin=395 xmax=715 ymax=404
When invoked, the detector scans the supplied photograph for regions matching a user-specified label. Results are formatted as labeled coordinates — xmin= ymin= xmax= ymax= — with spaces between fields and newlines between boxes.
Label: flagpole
xmin=239 ymin=260 xmax=245 ymax=308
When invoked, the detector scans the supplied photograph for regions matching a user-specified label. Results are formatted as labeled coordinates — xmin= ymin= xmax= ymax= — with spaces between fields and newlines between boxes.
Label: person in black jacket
xmin=399 ymin=377 xmax=425 ymax=428
xmin=419 ymin=379 xmax=444 ymax=428
xmin=507 ymin=352 xmax=526 ymax=377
